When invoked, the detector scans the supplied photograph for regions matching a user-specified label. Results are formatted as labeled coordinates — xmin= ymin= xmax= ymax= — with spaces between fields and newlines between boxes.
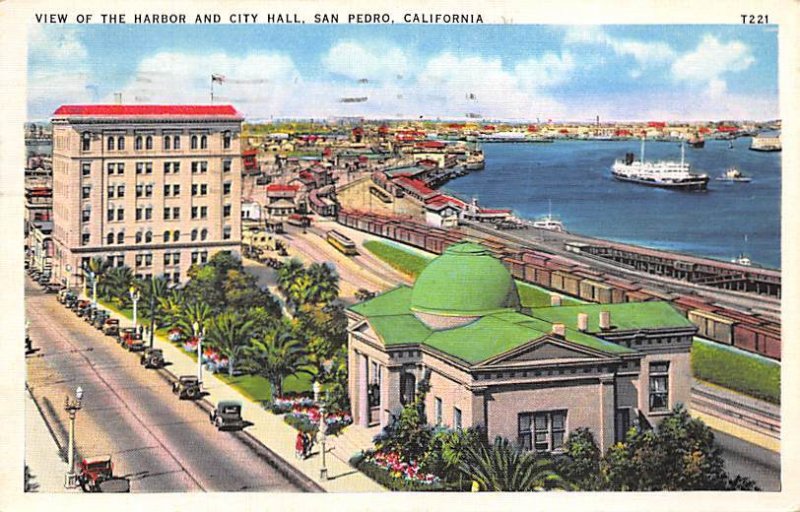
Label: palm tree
xmin=306 ymin=262 xmax=340 ymax=304
xmin=102 ymin=266 xmax=134 ymax=305
xmin=158 ymin=291 xmax=185 ymax=329
xmin=206 ymin=313 xmax=255 ymax=377
xmin=177 ymin=301 xmax=213 ymax=337
xmin=244 ymin=320 xmax=311 ymax=401
xmin=85 ymin=256 xmax=109 ymax=297
xmin=459 ymin=437 xmax=566 ymax=492
xmin=287 ymin=273 xmax=314 ymax=310
xmin=140 ymin=276 xmax=169 ymax=347
xmin=276 ymin=258 xmax=305 ymax=294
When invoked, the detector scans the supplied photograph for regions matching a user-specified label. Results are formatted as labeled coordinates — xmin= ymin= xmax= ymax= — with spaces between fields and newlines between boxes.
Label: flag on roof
xmin=211 ymin=74 xmax=226 ymax=84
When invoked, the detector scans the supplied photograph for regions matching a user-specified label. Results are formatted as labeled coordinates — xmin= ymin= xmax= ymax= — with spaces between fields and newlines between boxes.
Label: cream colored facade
xmin=51 ymin=106 xmax=243 ymax=287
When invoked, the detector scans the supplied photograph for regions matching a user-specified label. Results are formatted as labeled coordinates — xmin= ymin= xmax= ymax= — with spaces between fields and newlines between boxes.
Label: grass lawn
xmin=691 ymin=338 xmax=780 ymax=404
xmin=363 ymin=240 xmax=432 ymax=278
xmin=516 ymin=282 xmax=584 ymax=308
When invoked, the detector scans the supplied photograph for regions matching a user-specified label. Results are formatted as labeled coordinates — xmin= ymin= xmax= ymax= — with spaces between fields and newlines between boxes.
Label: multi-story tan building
xmin=51 ymin=105 xmax=243 ymax=287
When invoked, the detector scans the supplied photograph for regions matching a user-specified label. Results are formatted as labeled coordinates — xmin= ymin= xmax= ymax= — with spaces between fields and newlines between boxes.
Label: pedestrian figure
xmin=295 ymin=431 xmax=304 ymax=459
xmin=301 ymin=432 xmax=311 ymax=459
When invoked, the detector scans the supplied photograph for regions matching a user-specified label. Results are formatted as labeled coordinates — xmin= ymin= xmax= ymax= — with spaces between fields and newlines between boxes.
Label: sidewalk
xmin=25 ymin=388 xmax=75 ymax=493
xmin=95 ymin=300 xmax=386 ymax=492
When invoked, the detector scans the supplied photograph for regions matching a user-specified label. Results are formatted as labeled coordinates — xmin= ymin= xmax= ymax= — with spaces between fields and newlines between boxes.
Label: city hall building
xmin=51 ymin=105 xmax=243 ymax=287
xmin=347 ymin=242 xmax=696 ymax=452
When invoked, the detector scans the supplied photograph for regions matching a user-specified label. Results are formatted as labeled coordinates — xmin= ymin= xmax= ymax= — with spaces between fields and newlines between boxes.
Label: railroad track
xmin=691 ymin=386 xmax=780 ymax=439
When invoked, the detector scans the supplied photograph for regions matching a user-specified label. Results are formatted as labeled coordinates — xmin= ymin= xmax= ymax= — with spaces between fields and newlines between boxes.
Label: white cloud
xmin=671 ymin=35 xmax=755 ymax=83
xmin=515 ymin=52 xmax=575 ymax=88
xmin=29 ymin=24 xmax=87 ymax=61
xmin=322 ymin=41 xmax=409 ymax=82
xmin=564 ymin=26 xmax=676 ymax=67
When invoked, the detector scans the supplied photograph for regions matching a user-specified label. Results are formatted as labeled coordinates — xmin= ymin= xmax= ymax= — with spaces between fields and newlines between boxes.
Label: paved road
xmin=25 ymin=279 xmax=302 ymax=492
xmin=714 ymin=429 xmax=780 ymax=491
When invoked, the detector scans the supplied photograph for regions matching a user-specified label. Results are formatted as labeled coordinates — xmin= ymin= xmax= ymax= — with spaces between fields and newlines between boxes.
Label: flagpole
xmin=210 ymin=76 xmax=214 ymax=104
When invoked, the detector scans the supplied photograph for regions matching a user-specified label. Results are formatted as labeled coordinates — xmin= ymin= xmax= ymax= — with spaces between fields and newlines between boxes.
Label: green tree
xmin=102 ymin=266 xmax=134 ymax=305
xmin=306 ymin=262 xmax=340 ymax=304
xmin=600 ymin=405 xmax=759 ymax=491
xmin=243 ymin=320 xmax=311 ymax=401
xmin=206 ymin=312 xmax=255 ymax=377
xmin=557 ymin=427 xmax=602 ymax=490
xmin=376 ymin=398 xmax=432 ymax=462
xmin=177 ymin=301 xmax=213 ymax=337
xmin=276 ymin=258 xmax=305 ymax=294
xmin=158 ymin=291 xmax=185 ymax=329
xmin=459 ymin=436 xmax=565 ymax=491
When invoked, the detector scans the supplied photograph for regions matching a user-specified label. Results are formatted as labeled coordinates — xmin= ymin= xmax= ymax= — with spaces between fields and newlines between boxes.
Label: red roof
xmin=266 ymin=184 xmax=299 ymax=193
xmin=647 ymin=121 xmax=667 ymax=128
xmin=717 ymin=125 xmax=738 ymax=132
xmin=242 ymin=149 xmax=258 ymax=156
xmin=394 ymin=177 xmax=437 ymax=198
xmin=416 ymin=140 xmax=446 ymax=149
xmin=53 ymin=104 xmax=242 ymax=119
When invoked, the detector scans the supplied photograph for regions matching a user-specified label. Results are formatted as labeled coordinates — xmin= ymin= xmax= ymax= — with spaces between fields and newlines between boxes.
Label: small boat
xmin=715 ymin=167 xmax=751 ymax=182
xmin=731 ymin=253 xmax=752 ymax=266
xmin=728 ymin=140 xmax=734 ymax=150
xmin=532 ymin=200 xmax=565 ymax=232
xmin=687 ymin=134 xmax=705 ymax=148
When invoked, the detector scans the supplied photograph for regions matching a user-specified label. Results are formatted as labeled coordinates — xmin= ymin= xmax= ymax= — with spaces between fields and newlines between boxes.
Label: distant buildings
xmin=50 ymin=104 xmax=244 ymax=287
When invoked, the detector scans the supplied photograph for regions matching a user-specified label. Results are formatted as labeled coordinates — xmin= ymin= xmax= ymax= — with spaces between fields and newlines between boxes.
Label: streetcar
xmin=326 ymin=230 xmax=358 ymax=256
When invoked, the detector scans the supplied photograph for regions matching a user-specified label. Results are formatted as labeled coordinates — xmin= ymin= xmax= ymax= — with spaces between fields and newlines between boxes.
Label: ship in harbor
xmin=611 ymin=140 xmax=709 ymax=191
xmin=716 ymin=167 xmax=752 ymax=183
xmin=749 ymin=133 xmax=781 ymax=152
xmin=687 ymin=133 xmax=705 ymax=148
xmin=532 ymin=200 xmax=565 ymax=232
xmin=464 ymin=144 xmax=485 ymax=170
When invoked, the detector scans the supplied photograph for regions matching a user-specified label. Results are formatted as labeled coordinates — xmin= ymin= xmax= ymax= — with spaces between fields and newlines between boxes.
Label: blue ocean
xmin=443 ymin=139 xmax=781 ymax=269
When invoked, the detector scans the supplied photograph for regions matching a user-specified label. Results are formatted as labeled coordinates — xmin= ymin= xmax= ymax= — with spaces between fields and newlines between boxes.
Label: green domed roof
xmin=410 ymin=242 xmax=519 ymax=317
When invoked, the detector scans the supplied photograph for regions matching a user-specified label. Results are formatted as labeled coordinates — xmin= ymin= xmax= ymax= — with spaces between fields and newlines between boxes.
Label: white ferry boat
xmin=532 ymin=200 xmax=565 ymax=232
xmin=749 ymin=134 xmax=781 ymax=152
xmin=715 ymin=167 xmax=752 ymax=183
xmin=611 ymin=139 xmax=709 ymax=191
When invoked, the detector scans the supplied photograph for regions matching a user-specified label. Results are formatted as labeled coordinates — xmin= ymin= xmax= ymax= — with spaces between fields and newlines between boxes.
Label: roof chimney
xmin=599 ymin=311 xmax=611 ymax=330
xmin=577 ymin=313 xmax=588 ymax=332
xmin=552 ymin=323 xmax=566 ymax=338
xmin=114 ymin=92 xmax=122 ymax=105
xmin=550 ymin=294 xmax=562 ymax=307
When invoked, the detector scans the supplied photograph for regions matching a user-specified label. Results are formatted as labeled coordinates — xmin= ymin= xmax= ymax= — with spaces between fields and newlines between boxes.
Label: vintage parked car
xmin=74 ymin=300 xmax=91 ymax=316
xmin=76 ymin=455 xmax=114 ymax=492
xmin=172 ymin=375 xmax=201 ymax=400
xmin=102 ymin=318 xmax=120 ymax=336
xmin=44 ymin=283 xmax=62 ymax=294
xmin=140 ymin=348 xmax=165 ymax=369
xmin=92 ymin=311 xmax=110 ymax=329
xmin=121 ymin=330 xmax=144 ymax=352
xmin=57 ymin=289 xmax=69 ymax=303
xmin=210 ymin=400 xmax=245 ymax=431
xmin=84 ymin=306 xmax=98 ymax=323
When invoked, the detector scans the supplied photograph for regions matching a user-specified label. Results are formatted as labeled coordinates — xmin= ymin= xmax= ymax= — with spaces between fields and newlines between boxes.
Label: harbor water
xmin=443 ymin=139 xmax=781 ymax=269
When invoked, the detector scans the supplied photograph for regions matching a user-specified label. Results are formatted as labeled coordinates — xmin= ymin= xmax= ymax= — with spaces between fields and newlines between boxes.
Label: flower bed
xmin=283 ymin=405 xmax=353 ymax=435
xmin=351 ymin=450 xmax=443 ymax=491
xmin=269 ymin=395 xmax=315 ymax=415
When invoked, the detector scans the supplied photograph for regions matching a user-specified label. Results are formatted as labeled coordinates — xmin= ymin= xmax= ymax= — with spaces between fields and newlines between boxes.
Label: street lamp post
xmin=64 ymin=386 xmax=84 ymax=489
xmin=89 ymin=271 xmax=97 ymax=307
xmin=129 ymin=286 xmax=140 ymax=331
xmin=193 ymin=321 xmax=205 ymax=386
xmin=149 ymin=283 xmax=156 ymax=349
xmin=317 ymin=386 xmax=328 ymax=481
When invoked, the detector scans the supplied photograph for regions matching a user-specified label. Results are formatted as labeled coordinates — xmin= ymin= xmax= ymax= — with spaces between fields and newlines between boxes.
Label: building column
xmin=382 ymin=366 xmax=402 ymax=427
xmin=599 ymin=375 xmax=616 ymax=452
xmin=470 ymin=387 xmax=487 ymax=431
xmin=358 ymin=353 xmax=369 ymax=427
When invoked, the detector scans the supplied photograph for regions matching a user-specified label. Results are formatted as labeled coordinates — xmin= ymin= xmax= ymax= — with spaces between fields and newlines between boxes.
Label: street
xmin=714 ymin=429 xmax=780 ymax=491
xmin=25 ymin=279 xmax=303 ymax=492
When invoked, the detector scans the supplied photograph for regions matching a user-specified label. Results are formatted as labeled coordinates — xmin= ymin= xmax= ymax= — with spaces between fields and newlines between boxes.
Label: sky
xmin=27 ymin=24 xmax=779 ymax=122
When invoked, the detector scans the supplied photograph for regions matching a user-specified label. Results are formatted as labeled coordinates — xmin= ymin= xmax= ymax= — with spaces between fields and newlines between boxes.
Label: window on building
xmin=223 ymin=159 xmax=232 ymax=173
xmin=223 ymin=226 xmax=231 ymax=240
xmin=173 ymin=271 xmax=180 ymax=282
xmin=82 ymin=162 xmax=91 ymax=176
xmin=163 ymin=208 xmax=171 ymax=221
xmin=145 ymin=253 xmax=152 ymax=266
xmin=135 ymin=136 xmax=143 ymax=150
xmin=135 ymin=254 xmax=142 ymax=266
xmin=200 ymin=161 xmax=207 ymax=173
xmin=200 ymin=135 xmax=207 ymax=149
xmin=135 ymin=232 xmax=143 ymax=244
xmin=200 ymin=206 xmax=207 ymax=218
xmin=117 ymin=208 xmax=124 ymax=221
xmin=649 ymin=362 xmax=670 ymax=411
xmin=615 ymin=409 xmax=631 ymax=443
xmin=173 ymin=253 xmax=180 ymax=264
xmin=173 ymin=184 xmax=180 ymax=196
xmin=223 ymin=182 xmax=231 ymax=195
xmin=173 ymin=162 xmax=180 ymax=173
xmin=117 ymin=185 xmax=125 ymax=198
xmin=136 ymin=208 xmax=143 ymax=221
xmin=144 ymin=231 xmax=151 ymax=243
xmin=191 ymin=162 xmax=198 ymax=173
xmin=107 ymin=232 xmax=114 ymax=245
xmin=201 ymin=184 xmax=208 ymax=195
xmin=435 ymin=397 xmax=443 ymax=425
xmin=163 ymin=231 xmax=170 ymax=243
xmin=164 ymin=184 xmax=171 ymax=197
xmin=453 ymin=408 xmax=462 ymax=430
xmin=173 ymin=230 xmax=180 ymax=242
xmin=223 ymin=204 xmax=231 ymax=218
xmin=191 ymin=229 xmax=198 ymax=241
xmin=192 ymin=184 xmax=198 ymax=196
xmin=107 ymin=209 xmax=114 ymax=222
xmin=136 ymin=163 xmax=144 ymax=175
xmin=107 ymin=163 xmax=114 ymax=174
xmin=107 ymin=185 xmax=115 ymax=199
xmin=81 ymin=233 xmax=90 ymax=245
xmin=191 ymin=135 xmax=198 ymax=149
xmin=82 ymin=186 xmax=91 ymax=199
xmin=145 ymin=162 xmax=153 ymax=174
xmin=117 ymin=136 xmax=125 ymax=150
xmin=172 ymin=207 xmax=180 ymax=220
xmin=164 ymin=253 xmax=171 ymax=266
xmin=145 ymin=184 xmax=153 ymax=197
xmin=518 ymin=411 xmax=567 ymax=452
xmin=82 ymin=209 xmax=90 ymax=222
xmin=145 ymin=136 xmax=153 ymax=150
xmin=174 ymin=136 xmax=181 ymax=150
xmin=136 ymin=184 xmax=143 ymax=198
xmin=223 ymin=131 xmax=231 ymax=149
xmin=164 ymin=162 xmax=171 ymax=174
xmin=145 ymin=207 xmax=152 ymax=220
xmin=201 ymin=228 xmax=208 ymax=241
xmin=200 ymin=251 xmax=208 ymax=263
xmin=82 ymin=132 xmax=91 ymax=151
xmin=107 ymin=136 xmax=115 ymax=151
xmin=117 ymin=163 xmax=125 ymax=175
xmin=164 ymin=136 xmax=171 ymax=150
xmin=116 ymin=232 xmax=125 ymax=244
xmin=191 ymin=206 xmax=198 ymax=219
xmin=191 ymin=251 xmax=198 ymax=264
